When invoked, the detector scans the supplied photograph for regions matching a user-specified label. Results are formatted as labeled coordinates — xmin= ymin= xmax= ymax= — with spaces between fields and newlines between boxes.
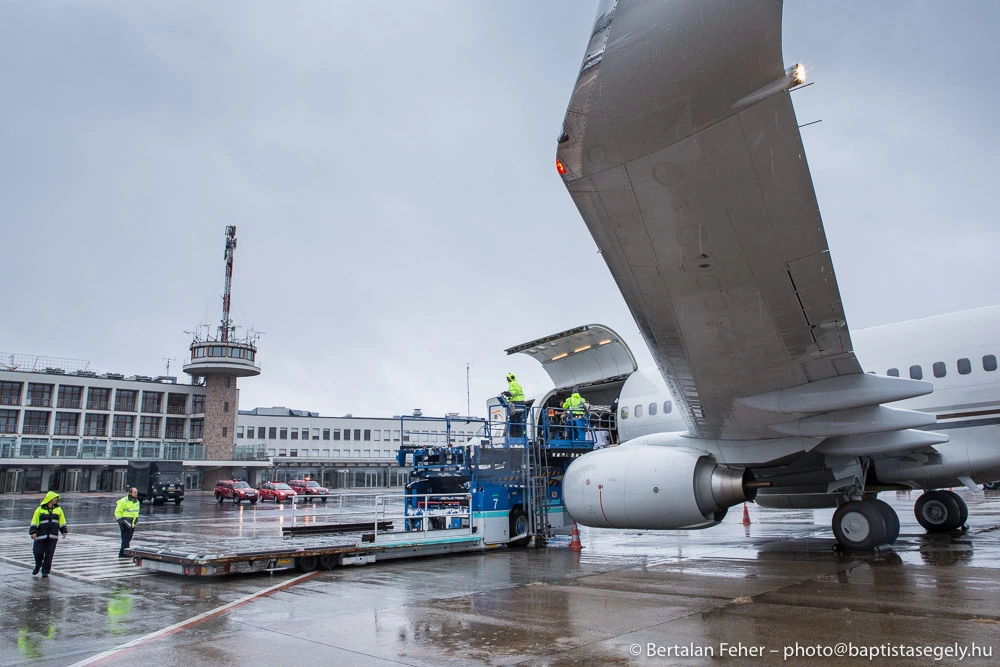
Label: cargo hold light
xmin=730 ymin=63 xmax=806 ymax=112
xmin=556 ymin=159 xmax=567 ymax=175
xmin=552 ymin=353 xmax=569 ymax=361
xmin=597 ymin=339 xmax=612 ymax=345
xmin=574 ymin=345 xmax=592 ymax=353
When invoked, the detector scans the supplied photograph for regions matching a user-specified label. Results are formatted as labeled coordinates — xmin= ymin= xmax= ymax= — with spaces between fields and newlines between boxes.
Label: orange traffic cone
xmin=568 ymin=522 xmax=583 ymax=551
xmin=741 ymin=502 xmax=752 ymax=526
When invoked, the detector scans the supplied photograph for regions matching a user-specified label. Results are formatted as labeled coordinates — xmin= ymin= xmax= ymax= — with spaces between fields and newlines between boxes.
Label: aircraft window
xmin=887 ymin=368 xmax=899 ymax=377
xmin=933 ymin=362 xmax=946 ymax=378
xmin=620 ymin=407 xmax=629 ymax=419
xmin=664 ymin=401 xmax=672 ymax=414
xmin=648 ymin=402 xmax=657 ymax=416
xmin=957 ymin=358 xmax=971 ymax=375
xmin=635 ymin=404 xmax=643 ymax=417
xmin=984 ymin=355 xmax=998 ymax=372
xmin=909 ymin=365 xmax=923 ymax=380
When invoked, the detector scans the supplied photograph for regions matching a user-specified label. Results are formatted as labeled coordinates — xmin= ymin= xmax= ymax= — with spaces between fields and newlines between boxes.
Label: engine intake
xmin=563 ymin=445 xmax=756 ymax=530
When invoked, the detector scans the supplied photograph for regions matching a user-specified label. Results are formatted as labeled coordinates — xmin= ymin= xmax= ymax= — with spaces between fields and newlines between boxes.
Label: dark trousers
xmin=118 ymin=522 xmax=135 ymax=556
xmin=32 ymin=538 xmax=58 ymax=575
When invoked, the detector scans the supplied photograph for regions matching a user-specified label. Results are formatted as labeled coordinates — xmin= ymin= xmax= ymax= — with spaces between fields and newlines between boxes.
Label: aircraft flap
xmin=506 ymin=324 xmax=637 ymax=389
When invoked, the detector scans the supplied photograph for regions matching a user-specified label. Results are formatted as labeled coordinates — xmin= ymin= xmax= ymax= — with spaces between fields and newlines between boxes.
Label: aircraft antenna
xmin=466 ymin=362 xmax=472 ymax=417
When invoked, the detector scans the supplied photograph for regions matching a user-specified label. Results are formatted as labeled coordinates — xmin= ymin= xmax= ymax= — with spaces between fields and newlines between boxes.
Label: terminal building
xmin=0 ymin=227 xmax=472 ymax=495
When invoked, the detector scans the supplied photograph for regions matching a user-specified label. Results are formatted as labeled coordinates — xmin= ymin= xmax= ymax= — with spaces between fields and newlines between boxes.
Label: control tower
xmin=184 ymin=226 xmax=260 ymax=462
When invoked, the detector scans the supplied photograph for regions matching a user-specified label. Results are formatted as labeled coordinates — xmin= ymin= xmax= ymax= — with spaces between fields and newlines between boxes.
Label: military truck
xmin=127 ymin=461 xmax=184 ymax=505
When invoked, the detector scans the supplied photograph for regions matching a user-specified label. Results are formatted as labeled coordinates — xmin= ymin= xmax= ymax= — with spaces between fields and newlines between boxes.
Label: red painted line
xmin=70 ymin=570 xmax=321 ymax=666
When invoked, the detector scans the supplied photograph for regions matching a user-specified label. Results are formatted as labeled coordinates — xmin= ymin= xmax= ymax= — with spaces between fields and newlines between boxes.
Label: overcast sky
xmin=2 ymin=1 xmax=998 ymax=419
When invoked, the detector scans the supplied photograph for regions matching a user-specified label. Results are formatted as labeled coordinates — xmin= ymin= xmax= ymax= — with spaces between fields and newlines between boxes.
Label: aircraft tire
xmin=871 ymin=499 xmax=900 ymax=543
xmin=832 ymin=500 xmax=887 ymax=551
xmin=914 ymin=491 xmax=962 ymax=532
xmin=943 ymin=490 xmax=968 ymax=527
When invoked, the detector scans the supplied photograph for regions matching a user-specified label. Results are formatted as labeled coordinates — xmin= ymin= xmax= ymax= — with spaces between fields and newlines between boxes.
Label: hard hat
xmin=572 ymin=386 xmax=580 ymax=393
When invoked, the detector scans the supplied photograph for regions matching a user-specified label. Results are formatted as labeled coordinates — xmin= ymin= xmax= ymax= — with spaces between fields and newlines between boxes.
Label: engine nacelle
xmin=563 ymin=444 xmax=756 ymax=530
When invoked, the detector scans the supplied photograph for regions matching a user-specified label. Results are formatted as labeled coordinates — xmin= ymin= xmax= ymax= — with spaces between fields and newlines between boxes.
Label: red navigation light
xmin=556 ymin=159 xmax=567 ymax=175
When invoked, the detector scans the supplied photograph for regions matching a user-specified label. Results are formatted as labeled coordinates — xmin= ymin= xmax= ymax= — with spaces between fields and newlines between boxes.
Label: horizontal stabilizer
xmin=816 ymin=429 xmax=949 ymax=457
xmin=737 ymin=373 xmax=933 ymax=414
xmin=770 ymin=405 xmax=936 ymax=437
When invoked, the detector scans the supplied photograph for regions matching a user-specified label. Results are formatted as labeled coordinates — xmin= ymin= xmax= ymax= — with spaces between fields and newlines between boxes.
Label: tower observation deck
xmin=184 ymin=226 xmax=260 ymax=466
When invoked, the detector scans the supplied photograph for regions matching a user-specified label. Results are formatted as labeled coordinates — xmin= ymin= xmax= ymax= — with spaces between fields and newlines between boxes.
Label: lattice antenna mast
xmin=220 ymin=225 xmax=237 ymax=342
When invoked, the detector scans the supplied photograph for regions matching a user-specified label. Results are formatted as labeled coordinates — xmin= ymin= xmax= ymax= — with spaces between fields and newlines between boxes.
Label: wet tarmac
xmin=2 ymin=490 xmax=1000 ymax=666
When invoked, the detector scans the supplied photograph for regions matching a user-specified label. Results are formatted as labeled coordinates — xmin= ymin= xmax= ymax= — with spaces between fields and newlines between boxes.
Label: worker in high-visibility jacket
xmin=114 ymin=487 xmax=140 ymax=558
xmin=562 ymin=387 xmax=589 ymax=441
xmin=29 ymin=491 xmax=68 ymax=577
xmin=504 ymin=373 xmax=526 ymax=437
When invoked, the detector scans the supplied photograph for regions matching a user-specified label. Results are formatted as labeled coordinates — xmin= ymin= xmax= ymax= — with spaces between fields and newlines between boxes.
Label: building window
xmin=344 ymin=429 xmax=351 ymax=441
xmin=268 ymin=427 xmax=277 ymax=439
xmin=0 ymin=409 xmax=19 ymax=433
xmin=191 ymin=394 xmax=206 ymax=414
xmin=141 ymin=391 xmax=163 ymax=413
xmin=139 ymin=416 xmax=161 ymax=438
xmin=112 ymin=415 xmax=135 ymax=438
xmin=222 ymin=427 xmax=228 ymax=437
xmin=57 ymin=385 xmax=83 ymax=409
xmin=224 ymin=377 xmax=231 ymax=389
xmin=354 ymin=429 xmax=362 ymax=440
xmin=166 ymin=418 xmax=186 ymax=439
xmin=115 ymin=389 xmax=137 ymax=412
xmin=0 ymin=381 xmax=23 ymax=406
xmin=323 ymin=429 xmax=330 ymax=440
xmin=27 ymin=383 xmax=53 ymax=408
xmin=363 ymin=429 xmax=371 ymax=440
xmin=84 ymin=414 xmax=107 ymax=437
xmin=190 ymin=418 xmax=204 ymax=439
xmin=223 ymin=401 xmax=229 ymax=413
xmin=280 ymin=428 xmax=288 ymax=440
xmin=393 ymin=430 xmax=400 ymax=440
xmin=257 ymin=426 xmax=266 ymax=439
xmin=236 ymin=425 xmax=244 ymax=438
xmin=54 ymin=412 xmax=79 ymax=436
xmin=374 ymin=430 xmax=381 ymax=441
xmin=333 ymin=429 xmax=341 ymax=440
xmin=167 ymin=393 xmax=187 ymax=414
xmin=278 ymin=449 xmax=287 ymax=456
xmin=87 ymin=387 xmax=111 ymax=410
xmin=291 ymin=429 xmax=298 ymax=440
xmin=984 ymin=355 xmax=997 ymax=372
xmin=957 ymin=358 xmax=971 ymax=375
xmin=23 ymin=410 xmax=49 ymax=435
xmin=887 ymin=368 xmax=899 ymax=377
xmin=909 ymin=365 xmax=923 ymax=380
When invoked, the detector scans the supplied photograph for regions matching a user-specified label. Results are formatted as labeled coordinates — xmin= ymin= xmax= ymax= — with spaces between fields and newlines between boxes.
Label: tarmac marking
xmin=0 ymin=533 xmax=151 ymax=582
xmin=69 ymin=570 xmax=322 ymax=666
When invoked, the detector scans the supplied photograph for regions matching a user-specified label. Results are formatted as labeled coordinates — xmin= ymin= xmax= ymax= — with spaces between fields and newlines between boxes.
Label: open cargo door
xmin=505 ymin=324 xmax=637 ymax=389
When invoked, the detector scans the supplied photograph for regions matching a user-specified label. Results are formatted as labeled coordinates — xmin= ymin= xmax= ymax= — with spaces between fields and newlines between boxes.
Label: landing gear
xmin=914 ymin=490 xmax=967 ymax=532
xmin=832 ymin=499 xmax=900 ymax=550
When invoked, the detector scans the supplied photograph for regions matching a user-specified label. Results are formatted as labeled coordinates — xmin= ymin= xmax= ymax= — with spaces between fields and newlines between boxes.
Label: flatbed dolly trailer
xmin=126 ymin=492 xmax=489 ymax=577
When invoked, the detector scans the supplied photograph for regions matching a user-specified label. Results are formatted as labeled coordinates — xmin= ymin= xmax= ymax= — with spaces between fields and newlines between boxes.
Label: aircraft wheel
xmin=832 ymin=500 xmax=887 ymax=550
xmin=943 ymin=490 xmax=968 ymax=527
xmin=914 ymin=490 xmax=962 ymax=532
xmin=871 ymin=498 xmax=900 ymax=543
xmin=318 ymin=554 xmax=338 ymax=570
xmin=296 ymin=555 xmax=319 ymax=572
xmin=508 ymin=508 xmax=530 ymax=548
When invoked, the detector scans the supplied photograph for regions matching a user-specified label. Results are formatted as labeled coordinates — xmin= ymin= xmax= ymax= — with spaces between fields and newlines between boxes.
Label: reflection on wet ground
xmin=1 ymin=490 xmax=1000 ymax=665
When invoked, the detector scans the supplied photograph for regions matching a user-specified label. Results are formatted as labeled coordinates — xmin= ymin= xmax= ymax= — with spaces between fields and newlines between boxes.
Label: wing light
xmin=730 ymin=63 xmax=807 ymax=112
xmin=556 ymin=158 xmax=567 ymax=175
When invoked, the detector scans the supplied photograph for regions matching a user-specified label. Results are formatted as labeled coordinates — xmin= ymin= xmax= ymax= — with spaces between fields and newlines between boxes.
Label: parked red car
xmin=258 ymin=481 xmax=297 ymax=503
xmin=215 ymin=479 xmax=259 ymax=505
xmin=288 ymin=479 xmax=329 ymax=502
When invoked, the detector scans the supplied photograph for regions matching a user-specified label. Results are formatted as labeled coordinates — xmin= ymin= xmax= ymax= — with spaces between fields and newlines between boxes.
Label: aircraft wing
xmin=557 ymin=0 xmax=870 ymax=439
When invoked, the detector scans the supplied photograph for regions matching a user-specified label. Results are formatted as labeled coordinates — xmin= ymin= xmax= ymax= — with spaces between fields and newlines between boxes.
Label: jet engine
xmin=563 ymin=445 xmax=757 ymax=529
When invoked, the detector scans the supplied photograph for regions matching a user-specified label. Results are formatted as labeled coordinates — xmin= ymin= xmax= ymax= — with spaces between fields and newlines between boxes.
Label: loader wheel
xmin=508 ymin=508 xmax=530 ymax=548
xmin=296 ymin=555 xmax=319 ymax=572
